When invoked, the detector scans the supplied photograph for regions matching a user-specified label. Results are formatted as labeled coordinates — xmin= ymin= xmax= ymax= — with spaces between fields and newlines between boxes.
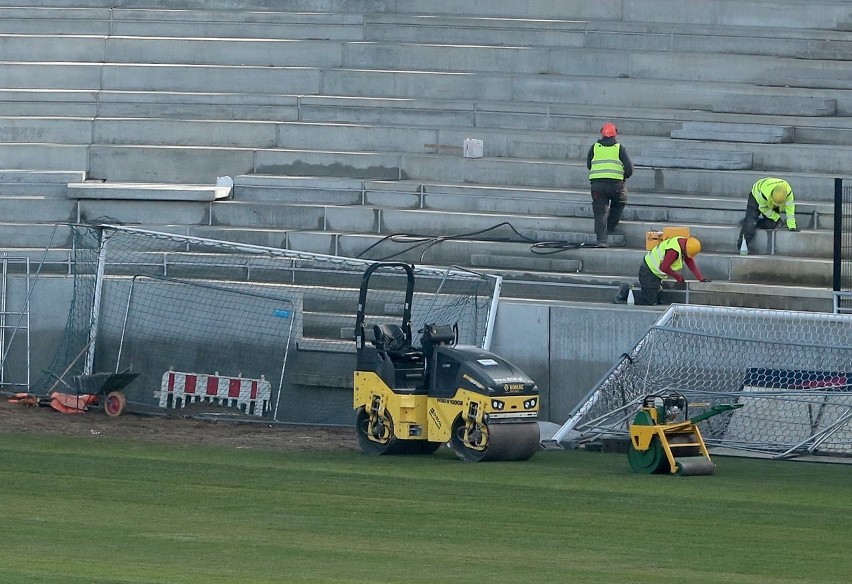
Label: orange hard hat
xmin=600 ymin=122 xmax=618 ymax=138
xmin=685 ymin=237 xmax=701 ymax=258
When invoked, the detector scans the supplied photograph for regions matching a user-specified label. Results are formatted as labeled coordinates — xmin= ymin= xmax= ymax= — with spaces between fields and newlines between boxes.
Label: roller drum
xmin=451 ymin=420 xmax=540 ymax=462
xmin=675 ymin=457 xmax=716 ymax=476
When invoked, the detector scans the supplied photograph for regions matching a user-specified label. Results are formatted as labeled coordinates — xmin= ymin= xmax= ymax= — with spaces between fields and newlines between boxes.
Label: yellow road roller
xmin=353 ymin=262 xmax=540 ymax=462
xmin=628 ymin=392 xmax=743 ymax=475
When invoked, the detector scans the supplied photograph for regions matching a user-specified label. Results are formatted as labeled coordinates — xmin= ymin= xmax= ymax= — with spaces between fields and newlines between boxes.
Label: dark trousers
xmin=737 ymin=194 xmax=781 ymax=249
xmin=632 ymin=261 xmax=664 ymax=305
xmin=590 ymin=183 xmax=626 ymax=244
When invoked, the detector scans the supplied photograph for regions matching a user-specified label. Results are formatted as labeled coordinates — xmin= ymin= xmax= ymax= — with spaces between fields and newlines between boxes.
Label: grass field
xmin=0 ymin=433 xmax=849 ymax=584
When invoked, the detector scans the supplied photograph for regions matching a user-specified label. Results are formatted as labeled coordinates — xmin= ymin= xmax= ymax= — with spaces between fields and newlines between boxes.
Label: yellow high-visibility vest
xmin=589 ymin=143 xmax=624 ymax=180
xmin=752 ymin=177 xmax=795 ymax=227
xmin=644 ymin=237 xmax=683 ymax=279
xmin=752 ymin=177 xmax=791 ymax=205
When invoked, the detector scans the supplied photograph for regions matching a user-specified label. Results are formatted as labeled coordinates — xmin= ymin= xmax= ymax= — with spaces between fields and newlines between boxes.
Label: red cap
xmin=600 ymin=123 xmax=617 ymax=138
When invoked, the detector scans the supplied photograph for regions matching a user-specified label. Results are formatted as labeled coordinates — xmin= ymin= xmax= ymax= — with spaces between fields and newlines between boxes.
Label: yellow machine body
xmin=627 ymin=393 xmax=742 ymax=475
xmin=353 ymin=371 xmax=430 ymax=439
xmin=354 ymin=370 xmax=539 ymax=445
xmin=629 ymin=418 xmax=712 ymax=475
xmin=352 ymin=262 xmax=540 ymax=462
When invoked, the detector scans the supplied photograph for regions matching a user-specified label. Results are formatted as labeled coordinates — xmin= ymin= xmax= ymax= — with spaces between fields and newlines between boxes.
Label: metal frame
xmin=0 ymin=255 xmax=32 ymax=392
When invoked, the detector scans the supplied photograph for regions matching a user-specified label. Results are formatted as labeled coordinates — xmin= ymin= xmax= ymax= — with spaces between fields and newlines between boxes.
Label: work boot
xmin=614 ymin=283 xmax=630 ymax=303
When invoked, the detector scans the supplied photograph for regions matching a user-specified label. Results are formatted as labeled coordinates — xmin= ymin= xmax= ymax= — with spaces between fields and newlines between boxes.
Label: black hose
xmin=355 ymin=221 xmax=582 ymax=262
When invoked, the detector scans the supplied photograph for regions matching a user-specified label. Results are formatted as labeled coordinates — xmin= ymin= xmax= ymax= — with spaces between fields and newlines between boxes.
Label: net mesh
xmin=557 ymin=304 xmax=852 ymax=458
xmin=38 ymin=225 xmax=498 ymax=419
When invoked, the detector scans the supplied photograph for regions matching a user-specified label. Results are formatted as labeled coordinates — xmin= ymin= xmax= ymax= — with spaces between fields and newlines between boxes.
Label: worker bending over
xmin=737 ymin=177 xmax=797 ymax=254
xmin=615 ymin=236 xmax=709 ymax=305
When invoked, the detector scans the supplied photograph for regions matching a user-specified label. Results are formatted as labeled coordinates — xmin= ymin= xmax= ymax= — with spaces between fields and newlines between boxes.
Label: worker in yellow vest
xmin=586 ymin=122 xmax=633 ymax=247
xmin=736 ymin=177 xmax=798 ymax=254
xmin=615 ymin=236 xmax=710 ymax=305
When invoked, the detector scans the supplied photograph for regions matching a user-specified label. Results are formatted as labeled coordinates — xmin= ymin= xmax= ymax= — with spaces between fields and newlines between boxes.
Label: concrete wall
xmin=490 ymin=300 xmax=661 ymax=422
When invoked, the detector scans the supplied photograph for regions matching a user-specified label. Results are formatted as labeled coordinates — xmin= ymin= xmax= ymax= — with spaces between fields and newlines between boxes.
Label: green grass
xmin=0 ymin=434 xmax=849 ymax=584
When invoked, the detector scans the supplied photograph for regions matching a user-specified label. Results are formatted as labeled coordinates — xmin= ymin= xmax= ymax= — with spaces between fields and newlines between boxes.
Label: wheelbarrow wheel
xmin=103 ymin=391 xmax=127 ymax=417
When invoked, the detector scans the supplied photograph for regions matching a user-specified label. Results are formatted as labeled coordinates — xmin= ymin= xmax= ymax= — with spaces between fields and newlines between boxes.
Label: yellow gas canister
xmin=646 ymin=226 xmax=690 ymax=250
xmin=663 ymin=226 xmax=691 ymax=240
xmin=645 ymin=230 xmax=663 ymax=250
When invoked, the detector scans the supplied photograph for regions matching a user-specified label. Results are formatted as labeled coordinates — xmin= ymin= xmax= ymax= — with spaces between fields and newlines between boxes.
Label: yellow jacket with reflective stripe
xmin=588 ymin=143 xmax=624 ymax=181
xmin=644 ymin=237 xmax=683 ymax=279
xmin=751 ymin=177 xmax=796 ymax=229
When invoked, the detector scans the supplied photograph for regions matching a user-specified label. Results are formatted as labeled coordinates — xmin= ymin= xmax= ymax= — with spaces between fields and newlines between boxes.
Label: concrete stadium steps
xmin=14 ymin=5 xmax=850 ymax=56
xmin=0 ymin=197 xmax=76 ymax=223
xmin=77 ymin=144 xmax=842 ymax=204
xmin=159 ymin=224 xmax=830 ymax=288
xmin=233 ymin=175 xmax=365 ymax=205
xmin=83 ymin=224 xmax=833 ymax=309
xmin=489 ymin=269 xmax=835 ymax=312
xmin=4 ymin=11 xmax=850 ymax=68
xmin=685 ymin=281 xmax=835 ymax=313
xmin=2 ymin=237 xmax=833 ymax=312
xmin=0 ymin=116 xmax=92 ymax=144
xmin=0 ymin=8 xmax=113 ymax=35
xmin=357 ymin=182 xmax=668 ymax=223
xmin=10 ymin=115 xmax=852 ymax=179
xmin=6 ymin=94 xmax=851 ymax=148
xmin=363 ymin=15 xmax=852 ymax=61
xmin=0 ymin=7 xmax=365 ymax=39
xmin=8 ymin=0 xmax=846 ymax=31
xmin=0 ymin=90 xmax=301 ymax=121
xmin=417 ymin=0 xmax=852 ymax=30
xmin=352 ymin=180 xmax=830 ymax=230
xmin=0 ymin=170 xmax=85 ymax=197
xmin=730 ymin=253 xmax=832 ymax=287
xmin=0 ymin=0 xmax=848 ymax=317
xmin=65 ymin=193 xmax=788 ymax=259
xmin=20 ymin=183 xmax=826 ymax=262
xmin=2 ymin=62 xmax=324 ymax=94
xmin=297 ymin=98 xmax=846 ymax=138
xmin=255 ymin=121 xmax=852 ymax=175
xmin=109 ymin=11 xmax=365 ymax=40
xmin=0 ymin=90 xmax=100 ymax=117
xmin=0 ymin=223 xmax=75 ymax=248
xmin=0 ymin=34 xmax=346 ymax=67
xmin=317 ymin=70 xmax=852 ymax=115
xmin=76 ymin=199 xmax=211 ymax=226
xmin=5 ymin=57 xmax=852 ymax=114
xmin=0 ymin=143 xmax=87 ymax=171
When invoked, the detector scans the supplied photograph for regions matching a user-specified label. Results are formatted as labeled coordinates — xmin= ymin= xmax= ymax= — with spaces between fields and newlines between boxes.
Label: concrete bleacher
xmin=1 ymin=0 xmax=851 ymax=317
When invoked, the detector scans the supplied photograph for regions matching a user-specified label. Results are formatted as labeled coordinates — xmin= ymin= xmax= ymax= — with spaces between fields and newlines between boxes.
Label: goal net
xmin=553 ymin=304 xmax=852 ymax=459
xmin=38 ymin=225 xmax=500 ymax=420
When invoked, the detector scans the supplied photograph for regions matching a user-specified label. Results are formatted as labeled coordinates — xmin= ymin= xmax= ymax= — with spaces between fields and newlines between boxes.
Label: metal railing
xmin=832 ymin=177 xmax=852 ymax=314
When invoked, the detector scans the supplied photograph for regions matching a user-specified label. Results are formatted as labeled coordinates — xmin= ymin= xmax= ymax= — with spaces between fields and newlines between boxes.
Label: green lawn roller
xmin=628 ymin=392 xmax=743 ymax=476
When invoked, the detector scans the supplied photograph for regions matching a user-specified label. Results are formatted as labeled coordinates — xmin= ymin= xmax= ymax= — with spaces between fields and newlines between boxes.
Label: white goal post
xmin=554 ymin=304 xmax=852 ymax=459
xmin=40 ymin=224 xmax=503 ymax=420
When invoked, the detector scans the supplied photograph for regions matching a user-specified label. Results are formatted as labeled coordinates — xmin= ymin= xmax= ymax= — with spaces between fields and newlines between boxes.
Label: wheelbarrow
xmin=71 ymin=371 xmax=139 ymax=416
xmin=37 ymin=369 xmax=140 ymax=417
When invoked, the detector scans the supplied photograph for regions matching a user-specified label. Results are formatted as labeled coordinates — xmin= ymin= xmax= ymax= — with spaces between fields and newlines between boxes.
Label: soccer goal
xmin=39 ymin=225 xmax=501 ymax=420
xmin=553 ymin=304 xmax=852 ymax=459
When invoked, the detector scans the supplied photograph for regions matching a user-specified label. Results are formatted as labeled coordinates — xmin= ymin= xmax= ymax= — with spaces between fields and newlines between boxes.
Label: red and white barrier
xmin=159 ymin=370 xmax=271 ymax=416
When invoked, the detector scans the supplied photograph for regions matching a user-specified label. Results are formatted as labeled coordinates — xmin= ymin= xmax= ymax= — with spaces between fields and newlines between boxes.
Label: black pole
xmin=833 ymin=178 xmax=843 ymax=292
